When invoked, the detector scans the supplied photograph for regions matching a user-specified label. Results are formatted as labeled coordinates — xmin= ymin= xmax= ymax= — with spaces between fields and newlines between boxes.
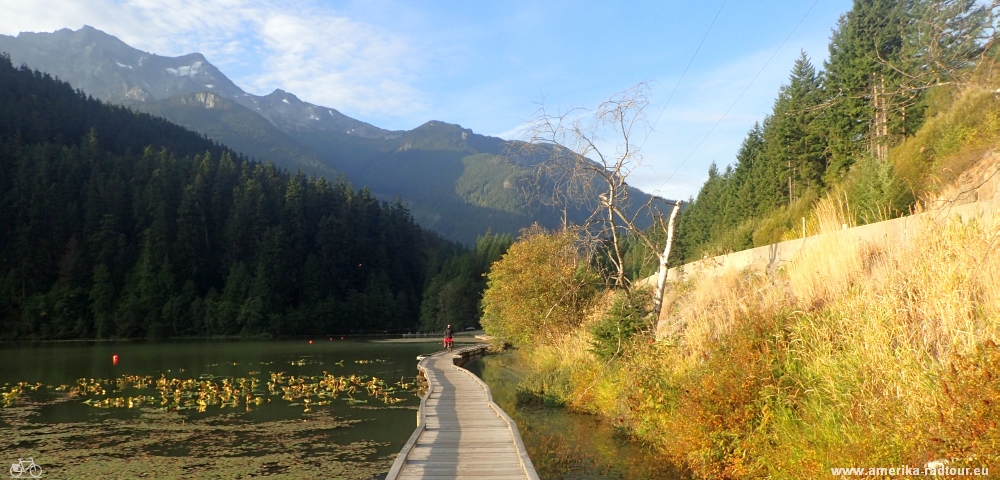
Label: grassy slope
xmin=510 ymin=85 xmax=1000 ymax=478
xmin=679 ymin=80 xmax=1000 ymax=263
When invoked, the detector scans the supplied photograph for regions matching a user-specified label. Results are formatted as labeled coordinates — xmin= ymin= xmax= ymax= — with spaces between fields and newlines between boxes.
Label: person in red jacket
xmin=444 ymin=325 xmax=454 ymax=351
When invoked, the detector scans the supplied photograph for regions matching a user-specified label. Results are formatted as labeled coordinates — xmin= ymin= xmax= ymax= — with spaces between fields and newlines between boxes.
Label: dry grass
xmin=504 ymin=80 xmax=1000 ymax=480
xmin=926 ymin=151 xmax=1000 ymax=207
xmin=675 ymin=207 xmax=999 ymax=475
xmin=519 ymin=203 xmax=1000 ymax=478
xmin=893 ymin=86 xmax=1000 ymax=203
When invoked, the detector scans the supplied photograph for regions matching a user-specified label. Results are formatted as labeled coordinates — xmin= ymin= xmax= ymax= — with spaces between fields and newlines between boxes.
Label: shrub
xmin=921 ymin=341 xmax=1000 ymax=469
xmin=842 ymin=155 xmax=911 ymax=224
xmin=480 ymin=226 xmax=596 ymax=347
xmin=751 ymin=191 xmax=817 ymax=246
xmin=521 ymin=212 xmax=1000 ymax=478
xmin=515 ymin=368 xmax=575 ymax=407
xmin=588 ymin=289 xmax=653 ymax=361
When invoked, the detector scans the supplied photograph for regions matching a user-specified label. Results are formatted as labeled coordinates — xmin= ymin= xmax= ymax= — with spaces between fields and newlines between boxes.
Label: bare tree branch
xmin=516 ymin=83 xmax=683 ymax=318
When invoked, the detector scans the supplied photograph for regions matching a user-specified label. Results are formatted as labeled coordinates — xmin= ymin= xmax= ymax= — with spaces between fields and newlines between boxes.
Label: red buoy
xmin=309 ymin=340 xmax=313 ymax=344
xmin=112 ymin=354 xmax=119 ymax=366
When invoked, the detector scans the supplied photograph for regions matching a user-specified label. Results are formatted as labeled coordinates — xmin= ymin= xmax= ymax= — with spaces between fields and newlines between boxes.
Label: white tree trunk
xmin=652 ymin=200 xmax=682 ymax=321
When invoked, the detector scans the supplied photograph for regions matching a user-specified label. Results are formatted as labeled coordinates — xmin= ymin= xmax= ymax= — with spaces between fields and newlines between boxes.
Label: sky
xmin=0 ymin=0 xmax=853 ymax=199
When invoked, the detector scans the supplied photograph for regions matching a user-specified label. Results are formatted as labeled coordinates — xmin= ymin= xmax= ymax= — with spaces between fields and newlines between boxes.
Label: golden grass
xmin=502 ymin=80 xmax=1000 ymax=479
xmin=518 ymin=205 xmax=1000 ymax=478
xmin=893 ymin=86 xmax=1000 ymax=202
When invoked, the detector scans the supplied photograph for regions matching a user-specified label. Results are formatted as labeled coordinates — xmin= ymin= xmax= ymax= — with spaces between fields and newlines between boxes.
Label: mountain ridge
xmin=0 ymin=25 xmax=398 ymax=140
xmin=0 ymin=26 xmax=664 ymax=243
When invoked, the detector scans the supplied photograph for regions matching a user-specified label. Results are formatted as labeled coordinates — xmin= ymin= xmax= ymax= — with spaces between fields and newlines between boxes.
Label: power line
xmin=656 ymin=0 xmax=821 ymax=193
xmin=645 ymin=0 xmax=727 ymax=145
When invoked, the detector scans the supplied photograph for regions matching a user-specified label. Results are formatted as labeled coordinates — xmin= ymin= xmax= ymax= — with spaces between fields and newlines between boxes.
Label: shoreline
xmin=371 ymin=335 xmax=487 ymax=344
xmin=0 ymin=332 xmax=489 ymax=345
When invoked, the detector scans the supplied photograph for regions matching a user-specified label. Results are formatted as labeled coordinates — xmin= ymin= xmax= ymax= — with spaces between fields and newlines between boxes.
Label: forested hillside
xmin=0 ymin=26 xmax=667 ymax=244
xmin=0 ymin=54 xmax=489 ymax=339
xmin=136 ymin=92 xmax=336 ymax=182
xmin=671 ymin=0 xmax=996 ymax=263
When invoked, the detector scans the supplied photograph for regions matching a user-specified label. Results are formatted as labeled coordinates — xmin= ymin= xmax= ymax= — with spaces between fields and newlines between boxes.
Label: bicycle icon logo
xmin=9 ymin=458 xmax=42 ymax=478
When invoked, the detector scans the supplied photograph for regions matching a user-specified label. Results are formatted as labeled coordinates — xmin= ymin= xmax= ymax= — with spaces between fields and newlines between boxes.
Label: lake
xmin=0 ymin=339 xmax=435 ymax=479
xmin=1 ymin=340 xmax=683 ymax=479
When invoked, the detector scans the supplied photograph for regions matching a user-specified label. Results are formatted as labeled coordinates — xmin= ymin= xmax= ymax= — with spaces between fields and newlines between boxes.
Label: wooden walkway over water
xmin=386 ymin=346 xmax=538 ymax=480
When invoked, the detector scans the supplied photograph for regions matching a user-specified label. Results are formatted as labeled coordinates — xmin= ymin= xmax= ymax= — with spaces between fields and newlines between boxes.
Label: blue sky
xmin=1 ymin=0 xmax=852 ymax=199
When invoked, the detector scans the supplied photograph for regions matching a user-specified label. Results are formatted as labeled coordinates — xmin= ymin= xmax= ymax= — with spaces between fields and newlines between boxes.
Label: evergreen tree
xmin=0 ymin=54 xmax=489 ymax=340
xmin=765 ymin=52 xmax=828 ymax=200
xmin=90 ymin=264 xmax=115 ymax=338
xmin=822 ymin=0 xmax=910 ymax=176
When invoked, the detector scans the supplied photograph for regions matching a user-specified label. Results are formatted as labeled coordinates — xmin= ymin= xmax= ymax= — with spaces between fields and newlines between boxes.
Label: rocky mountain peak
xmin=0 ymin=26 xmax=394 ymax=140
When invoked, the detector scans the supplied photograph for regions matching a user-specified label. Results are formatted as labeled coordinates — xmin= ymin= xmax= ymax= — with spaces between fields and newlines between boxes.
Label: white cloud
xmin=492 ymin=123 xmax=530 ymax=140
xmin=0 ymin=0 xmax=426 ymax=118
xmin=246 ymin=11 xmax=422 ymax=115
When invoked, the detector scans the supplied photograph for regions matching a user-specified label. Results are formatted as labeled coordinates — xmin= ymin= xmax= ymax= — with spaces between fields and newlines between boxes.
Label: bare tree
xmin=516 ymin=83 xmax=682 ymax=319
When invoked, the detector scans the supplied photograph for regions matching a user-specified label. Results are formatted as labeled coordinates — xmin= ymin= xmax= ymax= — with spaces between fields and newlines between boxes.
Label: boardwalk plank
xmin=385 ymin=349 xmax=538 ymax=480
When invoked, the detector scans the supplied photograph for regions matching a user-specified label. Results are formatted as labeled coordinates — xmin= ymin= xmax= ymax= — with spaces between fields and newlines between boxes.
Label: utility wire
xmin=656 ymin=0 xmax=821 ymax=193
xmin=644 ymin=0 xmax=727 ymax=148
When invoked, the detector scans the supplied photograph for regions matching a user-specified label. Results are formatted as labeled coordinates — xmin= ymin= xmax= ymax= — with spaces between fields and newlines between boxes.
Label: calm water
xmin=467 ymin=354 xmax=686 ymax=480
xmin=2 ymin=340 xmax=682 ymax=479
xmin=0 ymin=339 xmax=436 ymax=479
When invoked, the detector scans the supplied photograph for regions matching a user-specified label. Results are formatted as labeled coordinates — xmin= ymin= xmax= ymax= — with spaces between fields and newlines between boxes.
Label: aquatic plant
xmin=2 ymin=369 xmax=417 ymax=415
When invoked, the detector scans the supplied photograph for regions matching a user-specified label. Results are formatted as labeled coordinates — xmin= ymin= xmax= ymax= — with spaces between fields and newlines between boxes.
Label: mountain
xmin=137 ymin=91 xmax=337 ymax=179
xmin=0 ymin=26 xmax=393 ymax=139
xmin=0 ymin=26 xmax=662 ymax=243
xmin=0 ymin=54 xmax=487 ymax=338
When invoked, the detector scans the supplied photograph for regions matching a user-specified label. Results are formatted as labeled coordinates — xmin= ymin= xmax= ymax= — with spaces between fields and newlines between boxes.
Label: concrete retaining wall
xmin=642 ymin=196 xmax=999 ymax=285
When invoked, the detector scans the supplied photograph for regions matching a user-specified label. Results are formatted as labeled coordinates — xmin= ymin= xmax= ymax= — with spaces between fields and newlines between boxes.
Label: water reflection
xmin=466 ymin=354 xmax=686 ymax=480
xmin=0 ymin=339 xmax=436 ymax=478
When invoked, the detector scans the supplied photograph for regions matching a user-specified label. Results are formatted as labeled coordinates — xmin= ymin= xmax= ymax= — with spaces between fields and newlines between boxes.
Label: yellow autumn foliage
xmin=481 ymin=227 xmax=596 ymax=347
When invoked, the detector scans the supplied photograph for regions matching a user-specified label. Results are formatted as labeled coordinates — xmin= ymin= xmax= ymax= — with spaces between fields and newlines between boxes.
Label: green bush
xmin=514 ymin=368 xmax=575 ymax=407
xmin=588 ymin=289 xmax=653 ymax=361
xmin=843 ymin=155 xmax=911 ymax=224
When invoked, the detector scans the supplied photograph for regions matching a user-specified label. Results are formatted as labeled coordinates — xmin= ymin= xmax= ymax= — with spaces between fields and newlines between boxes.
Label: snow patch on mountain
xmin=116 ymin=62 xmax=132 ymax=69
xmin=166 ymin=61 xmax=203 ymax=77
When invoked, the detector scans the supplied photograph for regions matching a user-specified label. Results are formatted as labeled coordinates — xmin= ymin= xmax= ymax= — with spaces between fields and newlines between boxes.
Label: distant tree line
xmin=420 ymin=231 xmax=512 ymax=333
xmin=0 ymin=54 xmax=499 ymax=339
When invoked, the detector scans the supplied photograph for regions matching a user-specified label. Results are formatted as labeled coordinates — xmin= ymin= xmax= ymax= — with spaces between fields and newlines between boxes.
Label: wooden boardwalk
xmin=386 ymin=347 xmax=538 ymax=480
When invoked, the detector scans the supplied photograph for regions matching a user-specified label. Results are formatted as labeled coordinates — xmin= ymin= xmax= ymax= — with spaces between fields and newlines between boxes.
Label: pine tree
xmin=823 ymin=0 xmax=910 ymax=175
xmin=765 ymin=51 xmax=828 ymax=202
xmin=90 ymin=264 xmax=115 ymax=338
